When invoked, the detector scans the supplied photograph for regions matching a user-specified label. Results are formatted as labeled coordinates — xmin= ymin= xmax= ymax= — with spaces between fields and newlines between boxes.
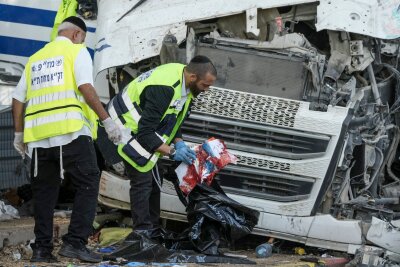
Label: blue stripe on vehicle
xmin=88 ymin=48 xmax=94 ymax=58
xmin=95 ymin=44 xmax=111 ymax=53
xmin=0 ymin=36 xmax=95 ymax=59
xmin=0 ymin=4 xmax=56 ymax=28
xmin=0 ymin=35 xmax=47 ymax=57
xmin=0 ymin=4 xmax=96 ymax=33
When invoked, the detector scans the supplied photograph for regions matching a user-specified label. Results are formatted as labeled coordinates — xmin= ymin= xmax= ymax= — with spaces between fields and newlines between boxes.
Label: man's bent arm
xmin=12 ymin=99 xmax=24 ymax=132
xmin=155 ymin=143 xmax=172 ymax=155
xmin=78 ymin=83 xmax=109 ymax=121
xmin=154 ymin=138 xmax=184 ymax=155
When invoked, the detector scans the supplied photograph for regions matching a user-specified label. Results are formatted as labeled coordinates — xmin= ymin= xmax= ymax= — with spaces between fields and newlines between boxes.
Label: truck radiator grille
xmin=217 ymin=165 xmax=314 ymax=202
xmin=158 ymin=159 xmax=313 ymax=202
xmin=182 ymin=113 xmax=330 ymax=159
xmin=192 ymin=87 xmax=300 ymax=128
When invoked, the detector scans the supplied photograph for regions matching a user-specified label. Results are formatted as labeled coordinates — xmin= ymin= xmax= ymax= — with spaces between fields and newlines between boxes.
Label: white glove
xmin=102 ymin=117 xmax=122 ymax=145
xmin=13 ymin=132 xmax=25 ymax=159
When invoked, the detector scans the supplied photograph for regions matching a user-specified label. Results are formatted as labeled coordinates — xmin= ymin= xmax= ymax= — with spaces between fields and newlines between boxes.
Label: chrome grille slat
xmin=192 ymin=87 xmax=300 ymax=128
xmin=183 ymin=130 xmax=313 ymax=151
xmin=241 ymin=181 xmax=299 ymax=194
xmin=236 ymin=155 xmax=291 ymax=171
xmin=182 ymin=124 xmax=315 ymax=147
xmin=221 ymin=170 xmax=301 ymax=188
xmin=183 ymin=112 xmax=330 ymax=159
xmin=215 ymin=165 xmax=314 ymax=201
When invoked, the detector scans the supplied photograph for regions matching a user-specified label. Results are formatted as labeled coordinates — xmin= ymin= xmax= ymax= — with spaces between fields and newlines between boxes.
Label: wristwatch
xmin=169 ymin=147 xmax=176 ymax=159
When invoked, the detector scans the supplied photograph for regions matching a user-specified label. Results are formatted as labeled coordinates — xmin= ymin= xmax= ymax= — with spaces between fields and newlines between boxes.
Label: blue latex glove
xmin=173 ymin=141 xmax=196 ymax=164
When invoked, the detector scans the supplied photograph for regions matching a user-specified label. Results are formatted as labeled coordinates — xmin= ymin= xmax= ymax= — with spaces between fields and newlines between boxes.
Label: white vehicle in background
xmin=1 ymin=0 xmax=400 ymax=265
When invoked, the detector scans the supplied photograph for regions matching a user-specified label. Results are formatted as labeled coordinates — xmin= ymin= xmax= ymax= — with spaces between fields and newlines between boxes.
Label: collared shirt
xmin=180 ymin=75 xmax=190 ymax=104
xmin=13 ymin=36 xmax=94 ymax=156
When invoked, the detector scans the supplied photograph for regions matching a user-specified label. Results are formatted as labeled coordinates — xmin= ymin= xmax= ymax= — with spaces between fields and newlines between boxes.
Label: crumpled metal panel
xmin=367 ymin=217 xmax=400 ymax=254
xmin=316 ymin=0 xmax=400 ymax=39
xmin=94 ymin=0 xmax=318 ymax=76
xmin=196 ymin=45 xmax=308 ymax=100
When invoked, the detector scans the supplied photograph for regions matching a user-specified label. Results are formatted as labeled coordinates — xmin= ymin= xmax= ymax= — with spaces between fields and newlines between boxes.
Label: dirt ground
xmin=0 ymin=217 xmax=347 ymax=267
xmin=0 ymin=247 xmax=310 ymax=267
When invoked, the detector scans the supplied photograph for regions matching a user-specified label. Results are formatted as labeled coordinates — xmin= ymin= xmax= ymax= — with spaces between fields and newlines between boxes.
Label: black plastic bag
xmin=161 ymin=162 xmax=260 ymax=255
xmin=185 ymin=181 xmax=260 ymax=255
xmin=106 ymin=232 xmax=170 ymax=262
xmin=105 ymin=164 xmax=259 ymax=264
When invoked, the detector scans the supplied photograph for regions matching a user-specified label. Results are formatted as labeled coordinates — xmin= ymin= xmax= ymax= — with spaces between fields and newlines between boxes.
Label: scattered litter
xmin=98 ymin=264 xmax=120 ymax=267
xmin=0 ymin=200 xmax=20 ymax=221
xmin=99 ymin=227 xmax=132 ymax=246
xmin=294 ymin=247 xmax=306 ymax=255
xmin=20 ymin=242 xmax=33 ymax=260
xmin=320 ymin=256 xmax=350 ymax=266
xmin=12 ymin=251 xmax=21 ymax=261
xmin=125 ymin=263 xmax=146 ymax=267
xmin=223 ymin=252 xmax=248 ymax=258
xmin=166 ymin=252 xmax=255 ymax=264
xmin=300 ymin=257 xmax=325 ymax=266
xmin=53 ymin=210 xmax=72 ymax=218
xmin=152 ymin=263 xmax=186 ymax=267
xmin=255 ymin=243 xmax=273 ymax=258
xmin=98 ymin=246 xmax=117 ymax=253
xmin=124 ymin=263 xmax=186 ymax=267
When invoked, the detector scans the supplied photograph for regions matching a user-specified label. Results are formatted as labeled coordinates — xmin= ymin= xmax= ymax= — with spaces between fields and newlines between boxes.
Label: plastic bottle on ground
xmin=255 ymin=243 xmax=273 ymax=258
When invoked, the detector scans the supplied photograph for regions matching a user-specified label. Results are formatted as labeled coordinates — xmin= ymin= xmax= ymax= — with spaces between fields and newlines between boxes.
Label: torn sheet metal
xmin=366 ymin=217 xmax=400 ymax=254
xmin=94 ymin=0 xmax=318 ymax=77
xmin=316 ymin=0 xmax=400 ymax=39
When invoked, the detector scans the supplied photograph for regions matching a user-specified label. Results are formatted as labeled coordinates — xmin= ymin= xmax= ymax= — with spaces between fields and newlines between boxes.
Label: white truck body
xmin=1 ymin=0 xmax=400 ymax=264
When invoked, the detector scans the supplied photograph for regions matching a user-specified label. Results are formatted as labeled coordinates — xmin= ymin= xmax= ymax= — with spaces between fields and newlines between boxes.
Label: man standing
xmin=12 ymin=16 xmax=121 ymax=263
xmin=107 ymin=55 xmax=217 ymax=240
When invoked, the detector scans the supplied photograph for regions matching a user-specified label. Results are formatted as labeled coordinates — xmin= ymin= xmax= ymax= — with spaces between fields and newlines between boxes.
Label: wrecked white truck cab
xmin=94 ymin=0 xmax=400 ymax=264
xmin=0 ymin=0 xmax=399 ymax=265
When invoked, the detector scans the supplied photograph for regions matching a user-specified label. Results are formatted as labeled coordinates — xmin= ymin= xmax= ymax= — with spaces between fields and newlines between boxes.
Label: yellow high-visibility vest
xmin=24 ymin=39 xmax=98 ymax=143
xmin=108 ymin=63 xmax=192 ymax=172
xmin=51 ymin=0 xmax=79 ymax=41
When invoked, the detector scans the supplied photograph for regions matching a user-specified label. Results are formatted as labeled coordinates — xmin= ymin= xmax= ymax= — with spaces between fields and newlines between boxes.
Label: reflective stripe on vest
xmin=25 ymin=110 xmax=84 ymax=129
xmin=26 ymin=90 xmax=81 ymax=108
xmin=107 ymin=92 xmax=142 ymax=125
xmin=108 ymin=63 xmax=192 ymax=172
xmin=23 ymin=40 xmax=98 ymax=143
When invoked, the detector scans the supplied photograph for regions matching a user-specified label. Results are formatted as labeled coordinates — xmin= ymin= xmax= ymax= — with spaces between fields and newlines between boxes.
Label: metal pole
xmin=367 ymin=64 xmax=382 ymax=105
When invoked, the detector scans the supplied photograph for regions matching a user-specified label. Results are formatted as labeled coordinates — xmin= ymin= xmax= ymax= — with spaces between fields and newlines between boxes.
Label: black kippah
xmin=62 ymin=16 xmax=87 ymax=32
xmin=190 ymin=55 xmax=211 ymax=64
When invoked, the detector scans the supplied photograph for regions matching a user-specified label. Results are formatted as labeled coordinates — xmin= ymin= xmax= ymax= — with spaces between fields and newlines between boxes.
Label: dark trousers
xmin=124 ymin=162 xmax=161 ymax=231
xmin=31 ymin=135 xmax=100 ymax=250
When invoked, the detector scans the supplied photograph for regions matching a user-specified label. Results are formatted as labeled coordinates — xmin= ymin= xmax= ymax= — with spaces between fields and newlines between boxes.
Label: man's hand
xmin=173 ymin=140 xmax=196 ymax=165
xmin=102 ymin=118 xmax=122 ymax=144
xmin=13 ymin=132 xmax=25 ymax=159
